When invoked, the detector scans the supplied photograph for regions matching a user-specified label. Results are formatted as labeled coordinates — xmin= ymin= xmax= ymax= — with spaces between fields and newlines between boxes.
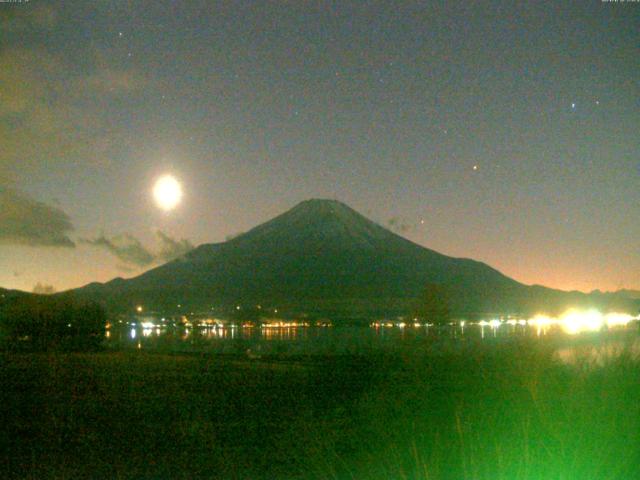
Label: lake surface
xmin=105 ymin=319 xmax=640 ymax=360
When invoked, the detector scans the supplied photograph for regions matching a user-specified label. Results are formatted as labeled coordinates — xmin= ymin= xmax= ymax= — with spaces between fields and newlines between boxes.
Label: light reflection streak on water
xmin=525 ymin=311 xmax=638 ymax=336
xmin=103 ymin=325 xmax=638 ymax=367
xmin=555 ymin=338 xmax=640 ymax=365
xmin=118 ymin=310 xmax=637 ymax=341
xmin=368 ymin=312 xmax=637 ymax=339
xmin=109 ymin=311 xmax=638 ymax=358
xmin=449 ymin=311 xmax=640 ymax=337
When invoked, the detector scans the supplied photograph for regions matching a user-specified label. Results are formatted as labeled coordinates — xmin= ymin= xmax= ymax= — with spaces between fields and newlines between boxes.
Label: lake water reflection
xmin=105 ymin=319 xmax=640 ymax=359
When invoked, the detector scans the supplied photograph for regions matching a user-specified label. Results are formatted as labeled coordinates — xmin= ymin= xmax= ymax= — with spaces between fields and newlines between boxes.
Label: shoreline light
xmin=468 ymin=310 xmax=637 ymax=336
xmin=560 ymin=309 xmax=603 ymax=335
xmin=605 ymin=312 xmax=635 ymax=328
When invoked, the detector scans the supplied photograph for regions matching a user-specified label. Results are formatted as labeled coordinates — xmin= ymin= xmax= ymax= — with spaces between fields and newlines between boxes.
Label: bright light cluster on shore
xmin=261 ymin=321 xmax=309 ymax=328
xmin=559 ymin=310 xmax=601 ymax=335
xmin=369 ymin=310 xmax=638 ymax=336
xmin=495 ymin=310 xmax=637 ymax=335
xmin=505 ymin=310 xmax=636 ymax=335
xmin=117 ymin=309 xmax=636 ymax=339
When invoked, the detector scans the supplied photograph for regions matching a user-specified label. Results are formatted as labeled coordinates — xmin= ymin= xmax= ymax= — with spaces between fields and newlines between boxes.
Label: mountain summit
xmin=70 ymin=199 xmax=638 ymax=319
xmin=189 ymin=199 xmax=399 ymax=260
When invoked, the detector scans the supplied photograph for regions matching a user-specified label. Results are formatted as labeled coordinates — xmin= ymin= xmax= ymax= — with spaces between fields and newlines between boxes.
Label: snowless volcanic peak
xmin=68 ymin=199 xmax=640 ymax=318
xmin=225 ymin=198 xmax=400 ymax=252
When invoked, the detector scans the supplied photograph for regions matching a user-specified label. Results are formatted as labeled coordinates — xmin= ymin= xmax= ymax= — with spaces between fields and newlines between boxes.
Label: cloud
xmin=82 ymin=234 xmax=155 ymax=267
xmin=33 ymin=283 xmax=56 ymax=295
xmin=116 ymin=264 xmax=137 ymax=273
xmin=0 ymin=186 xmax=75 ymax=247
xmin=156 ymin=231 xmax=194 ymax=262
xmin=0 ymin=48 xmax=97 ymax=180
xmin=0 ymin=47 xmax=158 ymax=183
xmin=82 ymin=231 xmax=194 ymax=267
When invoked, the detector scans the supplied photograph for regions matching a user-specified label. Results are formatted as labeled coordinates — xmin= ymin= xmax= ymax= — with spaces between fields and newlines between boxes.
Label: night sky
xmin=0 ymin=1 xmax=638 ymax=293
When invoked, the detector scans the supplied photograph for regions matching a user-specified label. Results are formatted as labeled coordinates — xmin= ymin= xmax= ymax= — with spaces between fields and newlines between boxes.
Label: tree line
xmin=0 ymin=294 xmax=106 ymax=351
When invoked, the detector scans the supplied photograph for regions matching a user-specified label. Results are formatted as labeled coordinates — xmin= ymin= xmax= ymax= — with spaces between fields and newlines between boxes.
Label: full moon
xmin=153 ymin=175 xmax=183 ymax=211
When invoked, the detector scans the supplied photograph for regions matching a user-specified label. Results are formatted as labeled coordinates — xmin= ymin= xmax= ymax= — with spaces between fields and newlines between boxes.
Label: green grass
xmin=1 ymin=340 xmax=639 ymax=479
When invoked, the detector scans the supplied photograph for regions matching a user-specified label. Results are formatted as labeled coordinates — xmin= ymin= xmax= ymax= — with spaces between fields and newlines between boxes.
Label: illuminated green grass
xmin=1 ymin=341 xmax=638 ymax=479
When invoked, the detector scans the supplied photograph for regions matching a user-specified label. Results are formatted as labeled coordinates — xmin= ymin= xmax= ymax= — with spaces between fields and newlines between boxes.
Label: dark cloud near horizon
xmin=82 ymin=234 xmax=154 ymax=267
xmin=115 ymin=264 xmax=137 ymax=273
xmin=156 ymin=231 xmax=194 ymax=263
xmin=0 ymin=187 xmax=75 ymax=247
xmin=82 ymin=231 xmax=194 ymax=268
xmin=32 ymin=282 xmax=56 ymax=295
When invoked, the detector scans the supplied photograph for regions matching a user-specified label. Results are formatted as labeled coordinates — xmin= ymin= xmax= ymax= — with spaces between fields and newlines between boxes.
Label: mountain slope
xmin=69 ymin=199 xmax=638 ymax=318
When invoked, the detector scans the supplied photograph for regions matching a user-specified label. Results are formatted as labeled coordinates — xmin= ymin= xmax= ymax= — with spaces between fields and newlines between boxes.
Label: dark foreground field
xmin=1 ymin=342 xmax=639 ymax=480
